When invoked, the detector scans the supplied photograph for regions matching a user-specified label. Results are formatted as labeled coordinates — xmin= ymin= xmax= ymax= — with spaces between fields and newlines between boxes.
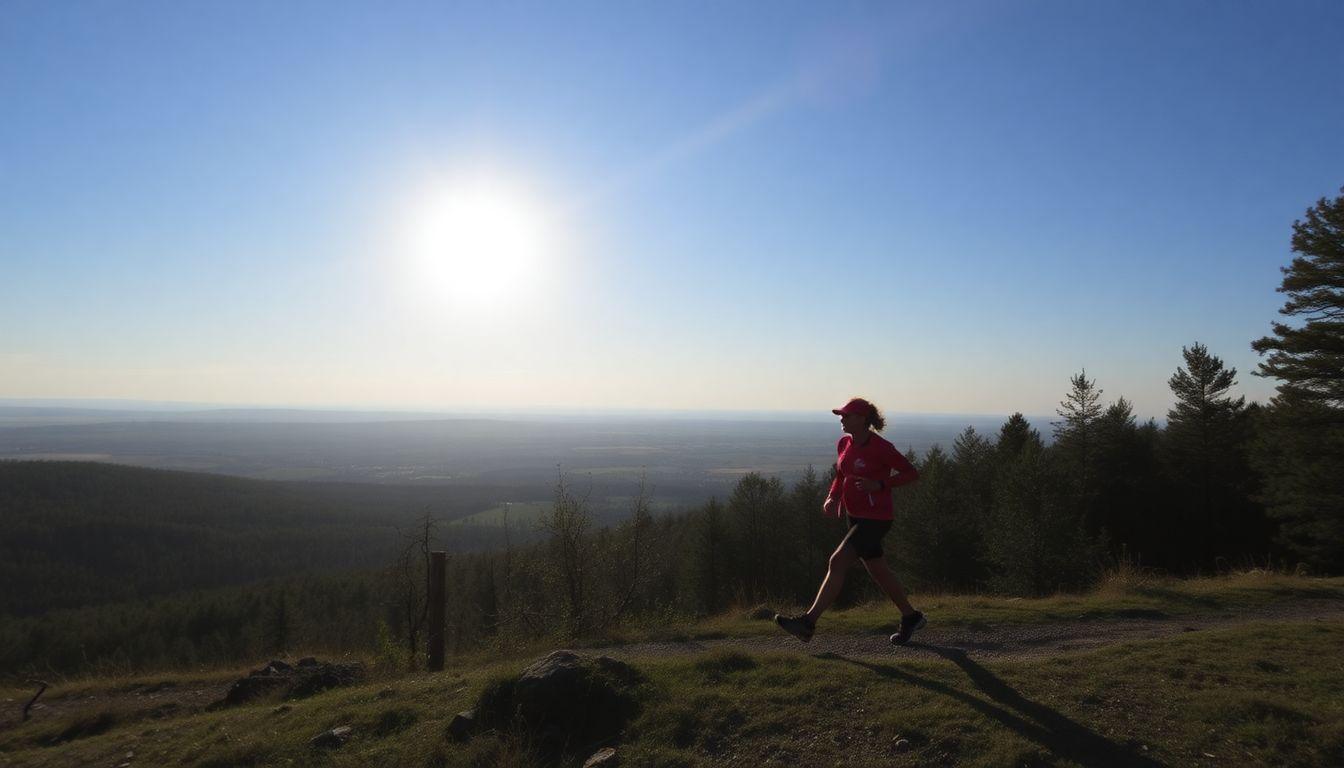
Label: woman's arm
xmin=886 ymin=444 xmax=919 ymax=488
xmin=823 ymin=436 xmax=848 ymax=516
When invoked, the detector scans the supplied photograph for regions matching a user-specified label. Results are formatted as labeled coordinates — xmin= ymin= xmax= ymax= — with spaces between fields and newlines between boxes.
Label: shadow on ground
xmin=818 ymin=644 xmax=1163 ymax=768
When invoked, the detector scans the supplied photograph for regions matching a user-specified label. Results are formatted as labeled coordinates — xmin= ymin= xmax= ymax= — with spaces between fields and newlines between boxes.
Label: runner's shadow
xmin=816 ymin=644 xmax=1161 ymax=767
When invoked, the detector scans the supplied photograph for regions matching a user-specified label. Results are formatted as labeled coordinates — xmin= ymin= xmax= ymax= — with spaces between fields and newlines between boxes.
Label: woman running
xmin=775 ymin=397 xmax=926 ymax=646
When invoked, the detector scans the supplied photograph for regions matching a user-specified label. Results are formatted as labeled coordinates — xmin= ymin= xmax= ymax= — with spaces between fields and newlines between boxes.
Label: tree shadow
xmin=816 ymin=645 xmax=1163 ymax=767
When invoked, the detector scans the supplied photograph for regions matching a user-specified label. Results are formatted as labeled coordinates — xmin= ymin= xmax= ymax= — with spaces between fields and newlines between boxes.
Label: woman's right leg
xmin=804 ymin=541 xmax=858 ymax=623
xmin=862 ymin=557 xmax=916 ymax=616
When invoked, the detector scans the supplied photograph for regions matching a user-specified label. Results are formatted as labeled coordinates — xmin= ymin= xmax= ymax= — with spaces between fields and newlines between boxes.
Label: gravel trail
xmin=598 ymin=598 xmax=1344 ymax=661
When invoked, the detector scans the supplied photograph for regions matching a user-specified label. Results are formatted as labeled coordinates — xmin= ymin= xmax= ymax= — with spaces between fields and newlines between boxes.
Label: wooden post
xmin=427 ymin=551 xmax=446 ymax=671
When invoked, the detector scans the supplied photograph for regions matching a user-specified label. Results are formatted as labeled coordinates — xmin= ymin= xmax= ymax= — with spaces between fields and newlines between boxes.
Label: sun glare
xmin=404 ymin=176 xmax=555 ymax=311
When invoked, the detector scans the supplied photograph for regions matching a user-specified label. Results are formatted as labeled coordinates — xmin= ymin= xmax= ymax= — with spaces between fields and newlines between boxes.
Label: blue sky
xmin=3 ymin=1 xmax=1342 ymax=420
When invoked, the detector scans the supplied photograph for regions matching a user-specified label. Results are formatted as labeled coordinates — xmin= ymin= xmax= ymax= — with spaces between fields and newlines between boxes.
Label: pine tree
xmin=1252 ymin=188 xmax=1344 ymax=407
xmin=1251 ymin=188 xmax=1344 ymax=571
xmin=1054 ymin=371 xmax=1104 ymax=529
xmin=997 ymin=412 xmax=1043 ymax=461
xmin=1093 ymin=397 xmax=1144 ymax=552
xmin=1164 ymin=343 xmax=1253 ymax=568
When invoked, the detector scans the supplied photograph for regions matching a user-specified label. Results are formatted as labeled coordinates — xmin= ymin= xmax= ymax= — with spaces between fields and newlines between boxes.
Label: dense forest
xmin=0 ymin=462 xmax=546 ymax=616
xmin=2 ymin=188 xmax=1340 ymax=678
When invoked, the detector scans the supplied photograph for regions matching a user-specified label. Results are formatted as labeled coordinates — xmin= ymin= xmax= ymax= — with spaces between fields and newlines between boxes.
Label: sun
xmin=404 ymin=176 xmax=555 ymax=310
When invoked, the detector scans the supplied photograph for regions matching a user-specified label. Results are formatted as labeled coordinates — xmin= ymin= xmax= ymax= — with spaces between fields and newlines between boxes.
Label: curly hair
xmin=867 ymin=401 xmax=886 ymax=432
xmin=849 ymin=397 xmax=885 ymax=432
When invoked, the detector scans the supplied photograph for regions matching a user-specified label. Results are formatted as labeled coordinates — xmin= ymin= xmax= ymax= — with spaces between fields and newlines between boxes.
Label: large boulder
xmin=475 ymin=650 xmax=644 ymax=757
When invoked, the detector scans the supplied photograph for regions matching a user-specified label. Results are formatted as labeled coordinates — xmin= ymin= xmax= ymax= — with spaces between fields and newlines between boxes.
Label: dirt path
xmin=599 ymin=598 xmax=1344 ymax=661
xmin=0 ymin=676 xmax=226 ymax=736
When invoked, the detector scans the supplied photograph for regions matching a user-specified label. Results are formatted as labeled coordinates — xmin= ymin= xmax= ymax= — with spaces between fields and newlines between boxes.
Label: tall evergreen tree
xmin=997 ymin=412 xmax=1043 ymax=463
xmin=1251 ymin=188 xmax=1344 ymax=571
xmin=1054 ymin=371 xmax=1104 ymax=528
xmin=1093 ymin=397 xmax=1144 ymax=552
xmin=1164 ymin=343 xmax=1255 ymax=568
xmin=1252 ymin=188 xmax=1344 ymax=407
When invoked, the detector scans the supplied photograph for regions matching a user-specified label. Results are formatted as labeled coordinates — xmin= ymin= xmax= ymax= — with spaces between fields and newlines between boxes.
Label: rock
xmin=583 ymin=747 xmax=618 ymax=767
xmin=745 ymin=605 xmax=775 ymax=621
xmin=309 ymin=725 xmax=353 ymax=749
xmin=446 ymin=709 xmax=476 ymax=742
xmin=476 ymin=651 xmax=643 ymax=758
xmin=217 ymin=673 xmax=288 ymax=708
xmin=288 ymin=661 xmax=364 ymax=699
xmin=273 ymin=704 xmax=292 ymax=715
xmin=376 ymin=688 xmax=397 ymax=700
xmin=297 ymin=657 xmax=319 ymax=667
xmin=214 ymin=658 xmax=366 ymax=708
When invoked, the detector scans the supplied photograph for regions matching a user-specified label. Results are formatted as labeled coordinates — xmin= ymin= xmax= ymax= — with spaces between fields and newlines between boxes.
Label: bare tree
xmin=610 ymin=472 xmax=655 ymax=622
xmin=391 ymin=511 xmax=437 ymax=670
xmin=539 ymin=469 xmax=593 ymax=637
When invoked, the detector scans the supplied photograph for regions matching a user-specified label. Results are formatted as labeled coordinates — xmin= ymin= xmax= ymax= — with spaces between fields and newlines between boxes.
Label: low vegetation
xmin=2 ymin=573 xmax=1340 ymax=767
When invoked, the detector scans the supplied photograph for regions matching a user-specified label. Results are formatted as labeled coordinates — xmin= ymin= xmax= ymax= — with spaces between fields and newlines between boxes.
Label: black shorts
xmin=842 ymin=515 xmax=892 ymax=560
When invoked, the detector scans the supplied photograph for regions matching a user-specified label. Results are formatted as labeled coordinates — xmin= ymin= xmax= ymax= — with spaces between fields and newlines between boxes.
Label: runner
xmin=775 ymin=397 xmax=926 ymax=646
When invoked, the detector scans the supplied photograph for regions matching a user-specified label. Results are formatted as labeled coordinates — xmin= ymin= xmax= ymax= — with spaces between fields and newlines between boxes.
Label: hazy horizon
xmin=6 ymin=3 xmax=1339 ymax=417
xmin=0 ymin=397 xmax=1060 ymax=423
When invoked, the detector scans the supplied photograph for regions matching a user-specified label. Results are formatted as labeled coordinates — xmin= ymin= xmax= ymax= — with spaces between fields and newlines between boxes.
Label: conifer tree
xmin=1093 ymin=397 xmax=1145 ymax=552
xmin=1252 ymin=188 xmax=1344 ymax=407
xmin=997 ymin=412 xmax=1043 ymax=461
xmin=1251 ymin=188 xmax=1344 ymax=570
xmin=1165 ymin=343 xmax=1253 ymax=567
xmin=1054 ymin=371 xmax=1104 ymax=528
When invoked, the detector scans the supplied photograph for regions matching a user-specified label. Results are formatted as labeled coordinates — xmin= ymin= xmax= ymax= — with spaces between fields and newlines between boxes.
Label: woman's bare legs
xmin=804 ymin=542 xmax=858 ymax=623
xmin=862 ymin=557 xmax=916 ymax=616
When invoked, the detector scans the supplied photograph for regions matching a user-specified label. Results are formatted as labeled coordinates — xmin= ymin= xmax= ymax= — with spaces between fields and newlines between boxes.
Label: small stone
xmin=583 ymin=747 xmax=618 ymax=767
xmin=745 ymin=605 xmax=775 ymax=621
xmin=273 ymin=704 xmax=292 ymax=715
xmin=309 ymin=725 xmax=353 ymax=749
xmin=447 ymin=709 xmax=476 ymax=742
xmin=376 ymin=688 xmax=397 ymax=699
xmin=894 ymin=738 xmax=911 ymax=752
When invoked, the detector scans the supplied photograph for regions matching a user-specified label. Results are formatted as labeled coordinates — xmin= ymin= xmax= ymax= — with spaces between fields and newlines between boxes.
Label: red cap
xmin=832 ymin=397 xmax=874 ymax=417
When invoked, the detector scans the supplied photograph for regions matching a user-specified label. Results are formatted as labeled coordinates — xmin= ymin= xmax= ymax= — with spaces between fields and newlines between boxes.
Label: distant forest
xmin=0 ymin=462 xmax=543 ymax=616
xmin=2 ymin=188 xmax=1341 ymax=678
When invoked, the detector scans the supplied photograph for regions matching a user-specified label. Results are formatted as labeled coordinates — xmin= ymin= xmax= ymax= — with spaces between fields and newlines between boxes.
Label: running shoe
xmin=774 ymin=613 xmax=815 ymax=643
xmin=889 ymin=610 xmax=926 ymax=646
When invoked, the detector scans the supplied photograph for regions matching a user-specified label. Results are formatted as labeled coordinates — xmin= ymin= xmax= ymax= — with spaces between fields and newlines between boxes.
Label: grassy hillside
xmin=4 ymin=573 xmax=1341 ymax=767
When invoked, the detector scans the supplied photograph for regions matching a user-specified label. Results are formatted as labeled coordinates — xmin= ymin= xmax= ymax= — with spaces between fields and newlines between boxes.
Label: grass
xmin=2 ymin=573 xmax=1341 ymax=767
